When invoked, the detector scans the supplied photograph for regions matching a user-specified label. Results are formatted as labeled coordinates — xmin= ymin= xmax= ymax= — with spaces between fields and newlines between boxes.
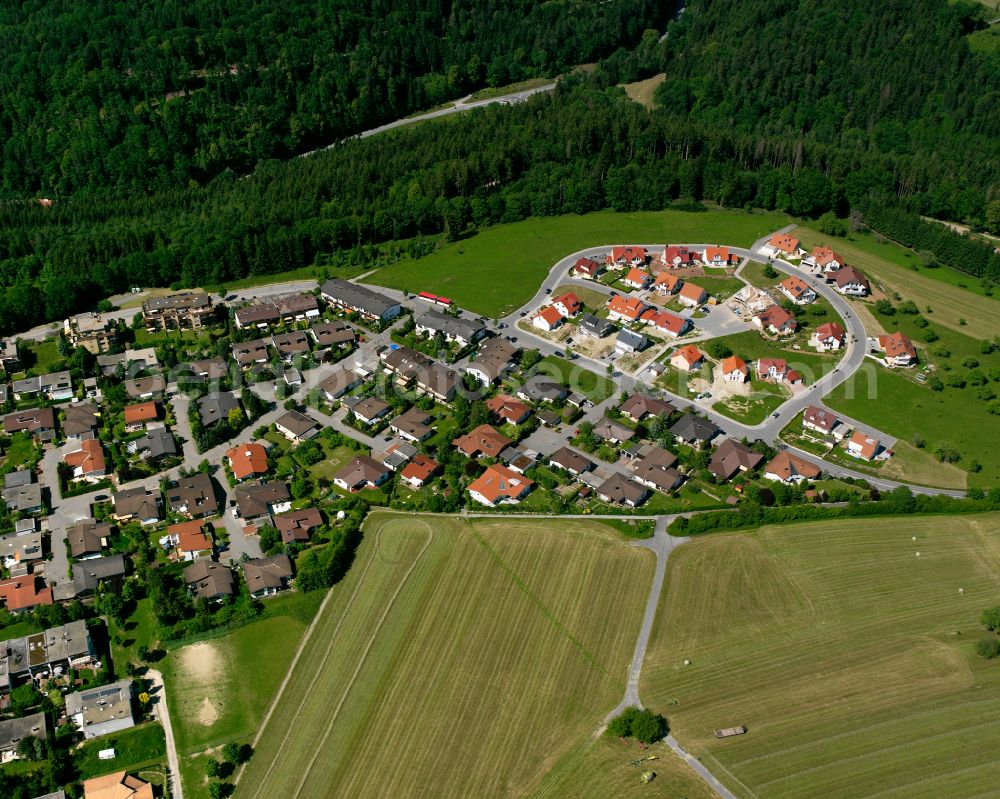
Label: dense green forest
xmin=0 ymin=0 xmax=998 ymax=336
xmin=0 ymin=0 xmax=665 ymax=193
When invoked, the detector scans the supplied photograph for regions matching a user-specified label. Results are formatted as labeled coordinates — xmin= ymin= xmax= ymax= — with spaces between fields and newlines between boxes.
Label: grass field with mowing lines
xmin=237 ymin=513 xmax=656 ymax=799
xmin=367 ymin=209 xmax=788 ymax=317
xmin=641 ymin=513 xmax=1000 ymax=799
xmin=795 ymin=227 xmax=998 ymax=340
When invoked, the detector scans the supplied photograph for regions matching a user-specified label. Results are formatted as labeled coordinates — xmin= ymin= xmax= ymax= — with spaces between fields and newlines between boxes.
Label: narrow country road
xmin=147 ymin=669 xmax=184 ymax=799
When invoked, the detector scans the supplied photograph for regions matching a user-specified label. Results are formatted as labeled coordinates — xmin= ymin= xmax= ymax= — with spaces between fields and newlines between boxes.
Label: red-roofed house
xmin=467 ymin=464 xmax=534 ymax=506
xmin=661 ymin=246 xmax=700 ymax=268
xmin=226 ymin=443 xmax=269 ymax=481
xmin=607 ymin=246 xmax=648 ymax=269
xmin=752 ymin=305 xmax=798 ymax=335
xmin=810 ymin=321 xmax=847 ymax=351
xmin=64 ymin=439 xmax=107 ymax=482
xmin=640 ymin=308 xmax=690 ymax=338
xmin=702 ymin=246 xmax=737 ymax=267
xmin=761 ymin=233 xmax=803 ymax=259
xmin=877 ymin=332 xmax=917 ymax=366
xmin=653 ymin=272 xmax=682 ymax=294
xmin=847 ymin=431 xmax=881 ymax=461
xmin=670 ymin=345 xmax=705 ymax=372
xmin=571 ymin=257 xmax=604 ymax=279
xmin=551 ymin=292 xmax=582 ymax=318
xmin=805 ymin=246 xmax=845 ymax=272
xmin=485 ymin=395 xmax=532 ymax=425
xmin=623 ymin=267 xmax=652 ymax=290
xmin=606 ymin=294 xmax=649 ymax=322
xmin=779 ymin=276 xmax=816 ymax=305
xmin=533 ymin=305 xmax=564 ymax=332
xmin=453 ymin=424 xmax=512 ymax=459
xmin=756 ymin=358 xmax=788 ymax=381
xmin=399 ymin=454 xmax=440 ymax=488
xmin=678 ymin=282 xmax=707 ymax=308
xmin=0 ymin=576 xmax=52 ymax=613
xmin=721 ymin=356 xmax=749 ymax=383
xmin=165 ymin=519 xmax=214 ymax=561
xmin=124 ymin=402 xmax=159 ymax=432
xmin=785 ymin=369 xmax=803 ymax=386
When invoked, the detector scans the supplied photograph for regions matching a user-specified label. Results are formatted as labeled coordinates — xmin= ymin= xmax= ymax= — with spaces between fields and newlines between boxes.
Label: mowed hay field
xmin=641 ymin=513 xmax=1000 ymax=799
xmin=795 ymin=227 xmax=999 ymax=341
xmin=237 ymin=512 xmax=663 ymax=799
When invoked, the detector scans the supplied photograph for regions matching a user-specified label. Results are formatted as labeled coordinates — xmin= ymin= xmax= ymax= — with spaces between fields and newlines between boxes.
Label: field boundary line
xmin=469 ymin=524 xmax=613 ymax=681
xmin=238 ymin=521 xmax=390 ymax=798
xmin=291 ymin=520 xmax=435 ymax=799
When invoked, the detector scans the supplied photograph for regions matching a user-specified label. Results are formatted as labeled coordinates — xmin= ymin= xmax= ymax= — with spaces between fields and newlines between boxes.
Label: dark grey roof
xmin=198 ymin=391 xmax=240 ymax=426
xmin=135 ymin=427 xmax=178 ymax=459
xmin=71 ymin=554 xmax=127 ymax=595
xmin=416 ymin=309 xmax=485 ymax=342
xmin=0 ymin=711 xmax=48 ymax=752
xmin=321 ymin=279 xmax=401 ymax=319
xmin=578 ymin=314 xmax=614 ymax=336
xmin=4 ymin=469 xmax=33 ymax=489
xmin=616 ymin=329 xmax=648 ymax=350
xmin=518 ymin=375 xmax=568 ymax=403
xmin=670 ymin=412 xmax=721 ymax=443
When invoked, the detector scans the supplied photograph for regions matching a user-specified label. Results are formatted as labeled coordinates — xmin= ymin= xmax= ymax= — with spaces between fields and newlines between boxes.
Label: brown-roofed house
xmin=243 ymin=555 xmax=294 ymax=597
xmin=630 ymin=447 xmax=683 ymax=492
xmin=548 ymin=446 xmax=594 ymax=476
xmin=67 ymin=519 xmax=111 ymax=560
xmin=275 ymin=507 xmax=324 ymax=544
xmin=452 ymin=424 xmax=512 ymax=459
xmin=166 ymin=473 xmax=218 ymax=518
xmin=708 ymin=439 xmax=765 ymax=480
xmin=763 ymin=451 xmax=821 ymax=483
xmin=333 ymin=455 xmax=392 ymax=492
xmin=3 ymin=407 xmax=55 ymax=437
xmin=183 ymin=561 xmax=234 ymax=602
xmin=226 ymin=443 xmax=269 ymax=481
xmin=619 ymin=393 xmax=676 ymax=423
xmin=63 ymin=403 xmax=100 ymax=440
xmin=274 ymin=409 xmax=320 ymax=442
xmin=597 ymin=473 xmax=649 ymax=507
xmin=389 ymin=407 xmax=434 ymax=442
xmin=235 ymin=481 xmax=290 ymax=521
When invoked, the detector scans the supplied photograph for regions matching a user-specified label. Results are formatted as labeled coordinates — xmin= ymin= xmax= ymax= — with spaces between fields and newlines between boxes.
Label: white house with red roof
xmin=752 ymin=305 xmax=798 ymax=335
xmin=702 ymin=246 xmax=736 ymax=267
xmin=778 ymin=276 xmax=816 ymax=305
xmin=607 ymin=246 xmax=648 ymax=269
xmin=533 ymin=305 xmax=564 ymax=332
xmin=670 ymin=345 xmax=705 ymax=372
xmin=847 ymin=430 xmax=882 ymax=461
xmin=756 ymin=358 xmax=788 ymax=381
xmin=571 ymin=257 xmax=604 ymax=280
xmin=622 ymin=267 xmax=652 ymax=290
xmin=606 ymin=294 xmax=649 ymax=323
xmin=467 ymin=464 xmax=535 ymax=506
xmin=877 ymin=332 xmax=917 ymax=367
xmin=551 ymin=291 xmax=582 ymax=318
xmin=653 ymin=272 xmax=682 ymax=294
xmin=810 ymin=321 xmax=847 ymax=351
xmin=803 ymin=246 xmax=845 ymax=272
xmin=760 ymin=232 xmax=804 ymax=259
xmin=640 ymin=308 xmax=690 ymax=338
xmin=661 ymin=246 xmax=700 ymax=268
xmin=678 ymin=282 xmax=707 ymax=308
xmin=720 ymin=356 xmax=749 ymax=383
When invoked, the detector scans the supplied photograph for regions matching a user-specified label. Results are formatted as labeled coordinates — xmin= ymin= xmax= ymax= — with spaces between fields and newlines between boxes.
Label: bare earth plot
xmin=641 ymin=513 xmax=1000 ymax=799
xmin=237 ymin=512 xmax=681 ymax=799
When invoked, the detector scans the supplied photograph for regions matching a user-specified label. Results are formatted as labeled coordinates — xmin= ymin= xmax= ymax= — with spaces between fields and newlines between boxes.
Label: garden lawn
xmin=161 ymin=590 xmax=323 ymax=799
xmin=707 ymin=330 xmax=840 ymax=385
xmin=22 ymin=338 xmax=65 ymax=375
xmin=75 ymin=723 xmax=166 ymax=779
xmin=795 ymin=227 xmax=999 ymax=340
xmin=683 ymin=276 xmax=745 ymax=301
xmin=739 ymin=260 xmax=778 ymax=289
xmin=712 ymin=392 xmax=785 ymax=425
xmin=236 ymin=512 xmax=653 ymax=799
xmin=642 ymin=513 xmax=1000 ymax=799
xmin=536 ymin=355 xmax=615 ymax=402
xmin=824 ymin=366 xmax=996 ymax=488
xmin=367 ymin=209 xmax=788 ymax=317
xmin=1 ymin=432 xmax=38 ymax=472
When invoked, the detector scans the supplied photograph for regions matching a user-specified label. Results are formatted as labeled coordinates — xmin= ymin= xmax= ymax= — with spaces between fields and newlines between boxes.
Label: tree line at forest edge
xmin=1 ymin=0 xmax=1000 ymax=335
